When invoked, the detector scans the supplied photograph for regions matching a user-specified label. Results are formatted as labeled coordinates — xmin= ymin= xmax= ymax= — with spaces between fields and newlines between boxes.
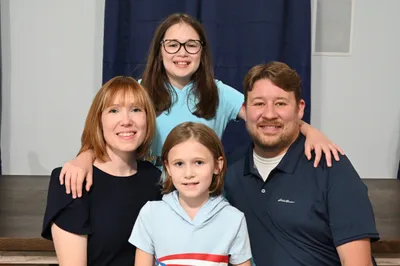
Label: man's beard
xmin=247 ymin=123 xmax=299 ymax=155
xmin=253 ymin=132 xmax=292 ymax=153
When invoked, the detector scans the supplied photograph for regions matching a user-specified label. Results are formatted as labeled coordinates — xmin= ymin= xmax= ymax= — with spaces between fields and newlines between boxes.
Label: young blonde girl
xmin=129 ymin=122 xmax=252 ymax=266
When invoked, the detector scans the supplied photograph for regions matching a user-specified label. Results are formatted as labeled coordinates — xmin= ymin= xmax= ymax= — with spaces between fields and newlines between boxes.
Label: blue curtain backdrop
xmin=102 ymin=0 xmax=311 ymax=154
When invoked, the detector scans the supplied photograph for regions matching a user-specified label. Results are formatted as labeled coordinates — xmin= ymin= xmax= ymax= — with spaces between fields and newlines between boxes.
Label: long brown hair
xmin=79 ymin=76 xmax=156 ymax=161
xmin=141 ymin=13 xmax=219 ymax=119
xmin=161 ymin=122 xmax=226 ymax=196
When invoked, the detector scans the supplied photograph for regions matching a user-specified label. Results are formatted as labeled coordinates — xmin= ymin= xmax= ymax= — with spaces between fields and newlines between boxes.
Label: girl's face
xmin=165 ymin=138 xmax=223 ymax=204
xmin=101 ymin=92 xmax=147 ymax=157
xmin=161 ymin=22 xmax=202 ymax=89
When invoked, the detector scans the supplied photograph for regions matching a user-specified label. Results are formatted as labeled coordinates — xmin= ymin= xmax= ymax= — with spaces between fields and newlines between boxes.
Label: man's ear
xmin=297 ymin=99 xmax=305 ymax=120
xmin=239 ymin=102 xmax=248 ymax=122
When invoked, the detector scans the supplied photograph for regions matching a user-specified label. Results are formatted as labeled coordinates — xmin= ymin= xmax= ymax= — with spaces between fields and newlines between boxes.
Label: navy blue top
xmin=42 ymin=160 xmax=162 ymax=266
xmin=225 ymin=135 xmax=379 ymax=266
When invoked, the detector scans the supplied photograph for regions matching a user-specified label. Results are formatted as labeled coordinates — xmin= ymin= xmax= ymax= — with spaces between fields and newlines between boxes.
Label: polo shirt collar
xmin=243 ymin=133 xmax=305 ymax=176
xmin=275 ymin=134 xmax=305 ymax=174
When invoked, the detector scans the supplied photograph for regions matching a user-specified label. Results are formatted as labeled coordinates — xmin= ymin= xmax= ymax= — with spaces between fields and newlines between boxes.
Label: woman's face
xmin=101 ymin=92 xmax=147 ymax=157
xmin=161 ymin=22 xmax=202 ymax=89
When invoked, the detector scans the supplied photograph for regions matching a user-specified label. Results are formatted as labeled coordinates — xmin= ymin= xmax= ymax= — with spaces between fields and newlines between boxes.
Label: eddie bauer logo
xmin=277 ymin=198 xmax=295 ymax=204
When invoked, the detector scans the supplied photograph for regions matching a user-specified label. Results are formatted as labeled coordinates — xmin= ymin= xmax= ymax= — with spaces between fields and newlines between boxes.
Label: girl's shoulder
xmin=211 ymin=196 xmax=246 ymax=224
xmin=137 ymin=199 xmax=169 ymax=222
xmin=214 ymin=79 xmax=243 ymax=97
xmin=221 ymin=202 xmax=246 ymax=221
xmin=214 ymin=79 xmax=234 ymax=90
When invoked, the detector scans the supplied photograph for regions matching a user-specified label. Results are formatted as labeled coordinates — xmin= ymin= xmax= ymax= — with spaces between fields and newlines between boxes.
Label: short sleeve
xmin=228 ymin=215 xmax=252 ymax=265
xmin=216 ymin=80 xmax=244 ymax=121
xmin=128 ymin=202 xmax=154 ymax=255
xmin=327 ymin=155 xmax=380 ymax=247
xmin=41 ymin=167 xmax=91 ymax=240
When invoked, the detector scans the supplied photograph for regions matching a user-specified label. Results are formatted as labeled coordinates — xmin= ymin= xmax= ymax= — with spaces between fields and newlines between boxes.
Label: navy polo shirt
xmin=225 ymin=135 xmax=379 ymax=266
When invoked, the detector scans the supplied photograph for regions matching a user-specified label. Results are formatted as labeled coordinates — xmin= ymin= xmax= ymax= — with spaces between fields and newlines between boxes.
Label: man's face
xmin=244 ymin=78 xmax=305 ymax=156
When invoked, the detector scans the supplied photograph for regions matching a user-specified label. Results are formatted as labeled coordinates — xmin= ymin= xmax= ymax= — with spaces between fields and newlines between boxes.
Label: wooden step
xmin=0 ymin=251 xmax=57 ymax=265
xmin=375 ymin=254 xmax=400 ymax=266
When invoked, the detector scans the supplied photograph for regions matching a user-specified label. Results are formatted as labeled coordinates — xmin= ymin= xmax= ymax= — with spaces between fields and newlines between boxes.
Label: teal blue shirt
xmin=145 ymin=80 xmax=244 ymax=169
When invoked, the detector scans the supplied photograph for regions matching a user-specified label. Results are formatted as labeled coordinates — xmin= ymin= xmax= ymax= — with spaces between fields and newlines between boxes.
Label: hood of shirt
xmin=162 ymin=191 xmax=230 ymax=228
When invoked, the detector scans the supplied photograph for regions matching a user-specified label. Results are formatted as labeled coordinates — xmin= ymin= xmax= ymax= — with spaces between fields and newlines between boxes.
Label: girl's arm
xmin=234 ymin=259 xmax=252 ymax=266
xmin=299 ymin=120 xmax=344 ymax=167
xmin=59 ymin=149 xmax=95 ymax=198
xmin=238 ymin=106 xmax=344 ymax=167
xmin=135 ymin=248 xmax=155 ymax=266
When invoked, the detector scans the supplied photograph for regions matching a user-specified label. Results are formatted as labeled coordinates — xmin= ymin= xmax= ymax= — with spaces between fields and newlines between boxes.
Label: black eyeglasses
xmin=161 ymin=39 xmax=204 ymax=54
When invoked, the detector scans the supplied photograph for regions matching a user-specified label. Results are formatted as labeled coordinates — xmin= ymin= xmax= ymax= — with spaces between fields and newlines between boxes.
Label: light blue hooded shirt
xmin=129 ymin=191 xmax=252 ymax=265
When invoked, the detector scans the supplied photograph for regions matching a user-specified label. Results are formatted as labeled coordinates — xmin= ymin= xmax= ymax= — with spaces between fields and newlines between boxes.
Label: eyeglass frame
xmin=160 ymin=39 xmax=204 ymax=54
